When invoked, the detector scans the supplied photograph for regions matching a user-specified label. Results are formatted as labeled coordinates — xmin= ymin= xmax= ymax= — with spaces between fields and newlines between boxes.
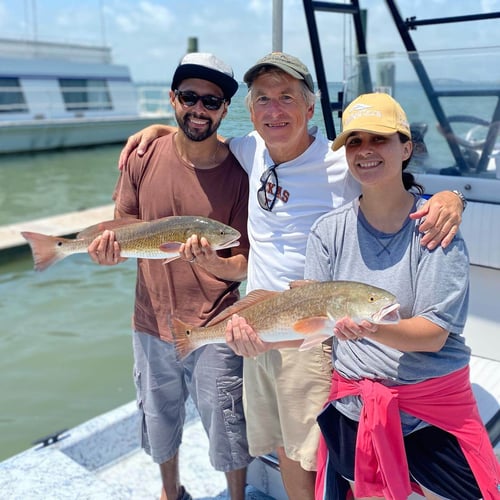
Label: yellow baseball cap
xmin=332 ymin=92 xmax=411 ymax=151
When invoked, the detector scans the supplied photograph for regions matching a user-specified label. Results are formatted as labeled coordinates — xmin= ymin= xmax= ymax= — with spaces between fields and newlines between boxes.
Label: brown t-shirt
xmin=113 ymin=134 xmax=249 ymax=342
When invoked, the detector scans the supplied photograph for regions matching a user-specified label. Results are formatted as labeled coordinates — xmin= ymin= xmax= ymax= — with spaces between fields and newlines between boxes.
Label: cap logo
xmin=344 ymin=105 xmax=382 ymax=126
xmin=351 ymin=103 xmax=372 ymax=111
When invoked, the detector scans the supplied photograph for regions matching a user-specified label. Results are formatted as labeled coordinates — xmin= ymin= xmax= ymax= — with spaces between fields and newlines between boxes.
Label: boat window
xmin=0 ymin=77 xmax=28 ymax=113
xmin=59 ymin=78 xmax=112 ymax=111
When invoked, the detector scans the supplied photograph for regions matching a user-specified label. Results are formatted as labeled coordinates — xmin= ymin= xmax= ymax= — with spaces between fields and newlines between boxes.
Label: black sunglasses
xmin=174 ymin=90 xmax=227 ymax=111
xmin=257 ymin=164 xmax=279 ymax=211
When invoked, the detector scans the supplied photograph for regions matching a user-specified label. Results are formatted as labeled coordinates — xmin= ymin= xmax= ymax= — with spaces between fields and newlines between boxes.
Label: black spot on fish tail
xmin=171 ymin=318 xmax=196 ymax=359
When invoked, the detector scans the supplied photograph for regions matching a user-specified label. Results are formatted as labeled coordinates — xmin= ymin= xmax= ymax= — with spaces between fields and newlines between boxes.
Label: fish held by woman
xmin=172 ymin=280 xmax=400 ymax=358
xmin=21 ymin=215 xmax=240 ymax=271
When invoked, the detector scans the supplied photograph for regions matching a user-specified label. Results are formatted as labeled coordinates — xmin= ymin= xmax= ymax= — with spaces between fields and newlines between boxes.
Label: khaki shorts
xmin=243 ymin=342 xmax=332 ymax=471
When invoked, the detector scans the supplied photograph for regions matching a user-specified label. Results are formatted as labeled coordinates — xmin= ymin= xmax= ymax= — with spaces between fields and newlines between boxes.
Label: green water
xmin=0 ymin=255 xmax=137 ymax=460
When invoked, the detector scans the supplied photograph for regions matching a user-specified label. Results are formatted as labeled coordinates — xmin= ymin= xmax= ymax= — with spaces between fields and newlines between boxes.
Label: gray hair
xmin=244 ymin=66 xmax=316 ymax=111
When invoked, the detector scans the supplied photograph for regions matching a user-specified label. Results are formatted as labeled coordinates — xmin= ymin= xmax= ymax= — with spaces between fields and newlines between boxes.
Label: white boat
xmin=0 ymin=37 xmax=173 ymax=154
xmin=0 ymin=1 xmax=498 ymax=498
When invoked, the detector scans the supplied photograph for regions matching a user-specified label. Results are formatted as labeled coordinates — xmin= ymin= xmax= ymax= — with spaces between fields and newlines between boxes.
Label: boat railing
xmin=341 ymin=48 xmax=500 ymax=180
xmin=302 ymin=0 xmax=500 ymax=185
xmin=136 ymin=85 xmax=172 ymax=117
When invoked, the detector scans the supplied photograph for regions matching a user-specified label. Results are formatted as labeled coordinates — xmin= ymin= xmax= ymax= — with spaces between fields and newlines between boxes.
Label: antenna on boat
xmin=25 ymin=0 xmax=38 ymax=41
xmin=99 ymin=0 xmax=107 ymax=46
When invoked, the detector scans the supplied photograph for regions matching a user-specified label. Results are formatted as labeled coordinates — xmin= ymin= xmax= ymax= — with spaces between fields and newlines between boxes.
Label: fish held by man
xmin=172 ymin=280 xmax=400 ymax=358
xmin=21 ymin=216 xmax=240 ymax=272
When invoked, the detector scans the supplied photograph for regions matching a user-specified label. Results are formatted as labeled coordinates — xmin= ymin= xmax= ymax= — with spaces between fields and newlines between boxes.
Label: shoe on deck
xmin=178 ymin=486 xmax=193 ymax=500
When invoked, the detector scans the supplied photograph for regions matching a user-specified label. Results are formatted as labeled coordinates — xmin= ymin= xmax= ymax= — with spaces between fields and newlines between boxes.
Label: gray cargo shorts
xmin=132 ymin=330 xmax=252 ymax=471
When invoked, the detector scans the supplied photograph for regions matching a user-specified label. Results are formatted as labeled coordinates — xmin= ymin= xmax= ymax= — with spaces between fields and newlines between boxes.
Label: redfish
xmin=172 ymin=280 xmax=400 ymax=358
xmin=21 ymin=216 xmax=240 ymax=271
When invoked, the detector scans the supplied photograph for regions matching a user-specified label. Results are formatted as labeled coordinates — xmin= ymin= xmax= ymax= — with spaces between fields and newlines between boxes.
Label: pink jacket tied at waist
xmin=318 ymin=365 xmax=500 ymax=500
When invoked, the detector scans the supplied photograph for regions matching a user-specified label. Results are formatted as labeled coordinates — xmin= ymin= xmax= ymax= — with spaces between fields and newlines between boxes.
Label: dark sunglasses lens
xmin=177 ymin=91 xmax=198 ymax=107
xmin=257 ymin=187 xmax=271 ymax=211
xmin=201 ymin=96 xmax=224 ymax=110
xmin=177 ymin=91 xmax=224 ymax=110
xmin=257 ymin=167 xmax=278 ymax=211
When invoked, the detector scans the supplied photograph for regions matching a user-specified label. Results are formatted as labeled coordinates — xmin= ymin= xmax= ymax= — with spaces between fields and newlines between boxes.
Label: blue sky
xmin=0 ymin=0 xmax=498 ymax=83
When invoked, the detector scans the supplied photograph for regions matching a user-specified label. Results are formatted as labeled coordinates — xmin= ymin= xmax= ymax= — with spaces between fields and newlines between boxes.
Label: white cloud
xmin=114 ymin=14 xmax=138 ymax=34
xmin=138 ymin=1 xmax=175 ymax=29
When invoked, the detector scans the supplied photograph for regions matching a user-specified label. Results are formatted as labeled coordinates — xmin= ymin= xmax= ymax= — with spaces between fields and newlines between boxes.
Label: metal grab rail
xmin=301 ymin=0 xmax=500 ymax=173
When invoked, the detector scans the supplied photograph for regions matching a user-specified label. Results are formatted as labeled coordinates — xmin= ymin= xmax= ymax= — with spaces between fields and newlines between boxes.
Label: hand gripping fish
xmin=21 ymin=216 xmax=240 ymax=271
xmin=172 ymin=280 xmax=400 ymax=358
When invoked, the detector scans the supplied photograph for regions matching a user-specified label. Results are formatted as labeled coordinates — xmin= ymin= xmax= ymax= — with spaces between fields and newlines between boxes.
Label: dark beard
xmin=176 ymin=112 xmax=222 ymax=142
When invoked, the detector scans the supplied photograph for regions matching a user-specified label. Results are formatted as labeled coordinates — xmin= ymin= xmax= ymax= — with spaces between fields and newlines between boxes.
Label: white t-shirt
xmin=229 ymin=127 xmax=360 ymax=292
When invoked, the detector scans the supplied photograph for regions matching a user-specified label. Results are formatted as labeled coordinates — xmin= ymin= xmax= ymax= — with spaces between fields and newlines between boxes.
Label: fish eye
xmin=369 ymin=295 xmax=375 ymax=302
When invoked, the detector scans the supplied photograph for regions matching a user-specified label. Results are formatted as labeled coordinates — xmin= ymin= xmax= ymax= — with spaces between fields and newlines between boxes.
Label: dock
xmin=0 ymin=204 xmax=114 ymax=251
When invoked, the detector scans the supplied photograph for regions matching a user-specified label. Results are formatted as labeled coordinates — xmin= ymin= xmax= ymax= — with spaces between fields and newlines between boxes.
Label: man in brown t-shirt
xmin=88 ymin=53 xmax=251 ymax=500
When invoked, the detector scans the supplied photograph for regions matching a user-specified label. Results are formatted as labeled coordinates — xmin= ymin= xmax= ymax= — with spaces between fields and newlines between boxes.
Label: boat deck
xmin=0 ymin=399 xmax=278 ymax=500
xmin=1 ymin=355 xmax=498 ymax=499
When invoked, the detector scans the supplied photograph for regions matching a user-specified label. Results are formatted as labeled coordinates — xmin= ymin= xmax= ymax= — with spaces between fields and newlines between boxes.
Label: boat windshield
xmin=342 ymin=47 xmax=500 ymax=187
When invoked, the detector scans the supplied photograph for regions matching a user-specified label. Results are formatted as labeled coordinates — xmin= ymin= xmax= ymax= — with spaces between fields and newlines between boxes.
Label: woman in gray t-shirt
xmin=305 ymin=93 xmax=499 ymax=500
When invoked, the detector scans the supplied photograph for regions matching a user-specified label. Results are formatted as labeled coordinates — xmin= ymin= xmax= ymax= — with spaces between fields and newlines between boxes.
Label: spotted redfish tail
xmin=21 ymin=231 xmax=70 ymax=271
xmin=171 ymin=318 xmax=197 ymax=359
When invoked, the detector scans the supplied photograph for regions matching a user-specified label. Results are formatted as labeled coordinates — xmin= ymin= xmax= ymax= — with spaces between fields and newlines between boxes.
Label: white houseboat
xmin=0 ymin=37 xmax=173 ymax=154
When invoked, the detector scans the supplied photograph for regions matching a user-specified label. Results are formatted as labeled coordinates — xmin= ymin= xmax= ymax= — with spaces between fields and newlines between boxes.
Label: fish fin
xmin=21 ymin=231 xmax=71 ymax=271
xmin=159 ymin=242 xmax=183 ymax=253
xmin=77 ymin=218 xmax=144 ymax=239
xmin=205 ymin=289 xmax=280 ymax=326
xmin=171 ymin=318 xmax=197 ymax=359
xmin=293 ymin=316 xmax=329 ymax=333
xmin=298 ymin=334 xmax=331 ymax=351
xmin=327 ymin=311 xmax=337 ymax=323
xmin=289 ymin=279 xmax=319 ymax=289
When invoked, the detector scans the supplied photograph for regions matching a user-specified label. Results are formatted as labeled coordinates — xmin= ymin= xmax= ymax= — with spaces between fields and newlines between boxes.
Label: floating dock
xmin=0 ymin=204 xmax=114 ymax=252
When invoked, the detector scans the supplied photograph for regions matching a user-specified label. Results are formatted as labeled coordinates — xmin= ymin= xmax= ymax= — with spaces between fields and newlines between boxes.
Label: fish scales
xmin=172 ymin=280 xmax=401 ymax=358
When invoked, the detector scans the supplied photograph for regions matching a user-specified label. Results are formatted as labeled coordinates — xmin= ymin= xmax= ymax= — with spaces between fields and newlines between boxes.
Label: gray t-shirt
xmin=304 ymin=195 xmax=471 ymax=433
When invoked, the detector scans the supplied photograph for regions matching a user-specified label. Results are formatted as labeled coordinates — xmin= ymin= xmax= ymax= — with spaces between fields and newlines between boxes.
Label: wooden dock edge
xmin=0 ymin=204 xmax=114 ymax=252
